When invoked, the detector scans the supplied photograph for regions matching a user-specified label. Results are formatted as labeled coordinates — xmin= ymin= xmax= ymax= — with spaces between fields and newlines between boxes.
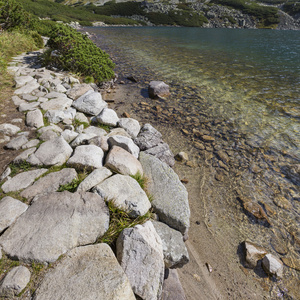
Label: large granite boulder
xmin=96 ymin=108 xmax=119 ymax=126
xmin=116 ymin=221 xmax=164 ymax=300
xmin=20 ymin=168 xmax=77 ymax=200
xmin=0 ymin=197 xmax=28 ymax=233
xmin=33 ymin=244 xmax=135 ymax=300
xmin=140 ymin=152 xmax=190 ymax=235
xmin=134 ymin=123 xmax=163 ymax=151
xmin=0 ymin=191 xmax=109 ymax=263
xmin=5 ymin=135 xmax=28 ymax=150
xmin=72 ymin=90 xmax=107 ymax=116
xmin=27 ymin=136 xmax=73 ymax=166
xmin=152 ymin=220 xmax=189 ymax=268
xmin=148 ymin=81 xmax=170 ymax=98
xmin=107 ymin=135 xmax=139 ymax=158
xmin=67 ymin=145 xmax=104 ymax=171
xmin=93 ymin=174 xmax=151 ymax=218
xmin=145 ymin=142 xmax=175 ymax=167
xmin=118 ymin=118 xmax=141 ymax=138
xmin=0 ymin=124 xmax=20 ymax=136
xmin=40 ymin=97 xmax=72 ymax=111
xmin=105 ymin=146 xmax=143 ymax=176
xmin=26 ymin=109 xmax=44 ymax=128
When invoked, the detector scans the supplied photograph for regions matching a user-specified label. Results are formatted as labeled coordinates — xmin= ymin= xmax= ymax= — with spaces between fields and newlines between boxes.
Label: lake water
xmin=87 ymin=27 xmax=300 ymax=298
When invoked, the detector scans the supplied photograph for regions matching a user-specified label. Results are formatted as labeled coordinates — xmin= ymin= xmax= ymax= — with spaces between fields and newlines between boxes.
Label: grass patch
xmin=57 ymin=172 xmax=87 ymax=192
xmin=0 ymin=254 xmax=20 ymax=278
xmin=9 ymin=161 xmax=34 ymax=176
xmin=130 ymin=171 xmax=154 ymax=202
xmin=97 ymin=123 xmax=111 ymax=133
xmin=73 ymin=118 xmax=90 ymax=129
xmin=0 ymin=190 xmax=27 ymax=203
xmin=98 ymin=200 xmax=153 ymax=246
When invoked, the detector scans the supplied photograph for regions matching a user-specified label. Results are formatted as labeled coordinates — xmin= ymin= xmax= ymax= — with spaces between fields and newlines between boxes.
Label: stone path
xmin=0 ymin=51 xmax=191 ymax=299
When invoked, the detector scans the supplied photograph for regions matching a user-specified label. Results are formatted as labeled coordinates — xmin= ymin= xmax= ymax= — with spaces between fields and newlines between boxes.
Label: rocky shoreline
xmin=0 ymin=51 xmax=190 ymax=299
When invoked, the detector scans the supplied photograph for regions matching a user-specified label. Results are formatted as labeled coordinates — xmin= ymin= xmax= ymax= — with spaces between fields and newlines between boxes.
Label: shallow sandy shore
xmin=105 ymin=82 xmax=273 ymax=300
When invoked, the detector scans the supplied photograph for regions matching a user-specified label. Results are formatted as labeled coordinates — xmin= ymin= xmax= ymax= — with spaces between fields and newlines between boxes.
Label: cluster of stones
xmin=0 ymin=52 xmax=190 ymax=299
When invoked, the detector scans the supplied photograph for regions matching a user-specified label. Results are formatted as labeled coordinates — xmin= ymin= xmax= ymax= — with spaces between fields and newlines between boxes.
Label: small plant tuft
xmin=57 ymin=172 xmax=87 ymax=192
xmin=9 ymin=161 xmax=33 ymax=176
xmin=98 ymin=199 xmax=153 ymax=246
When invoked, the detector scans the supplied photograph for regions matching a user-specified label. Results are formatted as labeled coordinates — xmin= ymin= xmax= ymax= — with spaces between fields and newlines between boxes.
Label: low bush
xmin=45 ymin=24 xmax=115 ymax=83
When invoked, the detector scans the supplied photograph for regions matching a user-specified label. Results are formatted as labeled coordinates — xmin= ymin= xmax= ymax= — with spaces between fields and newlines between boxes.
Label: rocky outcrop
xmin=0 ymin=50 xmax=190 ymax=299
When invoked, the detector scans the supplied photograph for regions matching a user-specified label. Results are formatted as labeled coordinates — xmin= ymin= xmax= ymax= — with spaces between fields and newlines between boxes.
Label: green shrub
xmin=283 ymin=2 xmax=300 ymax=16
xmin=45 ymin=24 xmax=115 ymax=83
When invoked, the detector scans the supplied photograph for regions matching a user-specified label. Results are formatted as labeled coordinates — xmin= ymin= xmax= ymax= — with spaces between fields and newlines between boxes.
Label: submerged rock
xmin=244 ymin=241 xmax=267 ymax=268
xmin=262 ymin=253 xmax=284 ymax=278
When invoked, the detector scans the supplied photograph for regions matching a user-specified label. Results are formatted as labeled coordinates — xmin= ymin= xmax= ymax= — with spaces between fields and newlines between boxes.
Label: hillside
xmin=19 ymin=0 xmax=300 ymax=29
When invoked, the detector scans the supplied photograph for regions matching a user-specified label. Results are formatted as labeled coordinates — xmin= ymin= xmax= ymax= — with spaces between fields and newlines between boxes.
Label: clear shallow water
xmin=90 ymin=27 xmax=300 ymax=160
xmin=87 ymin=27 xmax=300 ymax=298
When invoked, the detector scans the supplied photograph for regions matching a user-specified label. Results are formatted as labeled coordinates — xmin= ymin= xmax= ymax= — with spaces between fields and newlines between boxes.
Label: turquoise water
xmin=90 ymin=27 xmax=300 ymax=160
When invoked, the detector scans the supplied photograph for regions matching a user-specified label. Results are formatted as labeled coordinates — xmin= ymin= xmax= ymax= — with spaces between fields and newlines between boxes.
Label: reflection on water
xmin=87 ymin=27 xmax=300 ymax=298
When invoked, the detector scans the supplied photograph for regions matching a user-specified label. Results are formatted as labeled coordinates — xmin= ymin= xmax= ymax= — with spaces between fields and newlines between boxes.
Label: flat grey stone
xmin=44 ymin=91 xmax=67 ymax=99
xmin=140 ymin=152 xmax=190 ymax=235
xmin=67 ymin=145 xmax=104 ymax=171
xmin=33 ymin=244 xmax=135 ymax=300
xmin=22 ymin=94 xmax=38 ymax=101
xmin=105 ymin=146 xmax=143 ymax=176
xmin=14 ymin=79 xmax=39 ymax=95
xmin=145 ymin=142 xmax=175 ymax=167
xmin=72 ymin=90 xmax=107 ymax=116
xmin=61 ymin=129 xmax=79 ymax=143
xmin=161 ymin=269 xmax=186 ymax=300
xmin=96 ymin=108 xmax=119 ymax=126
xmin=77 ymin=167 xmax=112 ymax=192
xmin=0 ymin=197 xmax=28 ymax=233
xmin=0 ymin=167 xmax=11 ymax=181
xmin=106 ymin=127 xmax=131 ymax=138
xmin=53 ymin=84 xmax=67 ymax=93
xmin=15 ymin=75 xmax=34 ymax=88
xmin=117 ymin=221 xmax=164 ymax=300
xmin=118 ymin=118 xmax=141 ymax=138
xmin=148 ymin=81 xmax=170 ymax=98
xmin=20 ymin=168 xmax=77 ymax=200
xmin=107 ymin=135 xmax=139 ymax=158
xmin=41 ymin=97 xmax=73 ymax=111
xmin=0 ymin=124 xmax=20 ymax=136
xmin=5 ymin=135 xmax=28 ymax=150
xmin=152 ymin=220 xmax=189 ymax=268
xmin=66 ymin=83 xmax=93 ymax=100
xmin=11 ymin=96 xmax=25 ymax=106
xmin=39 ymin=130 xmax=59 ymax=141
xmin=0 ymin=266 xmax=31 ymax=298
xmin=83 ymin=126 xmax=107 ymax=137
xmin=26 ymin=109 xmax=44 ymax=128
xmin=1 ymin=169 xmax=47 ymax=193
xmin=13 ymin=147 xmax=36 ymax=164
xmin=19 ymin=102 xmax=39 ymax=112
xmin=27 ymin=136 xmax=73 ymax=166
xmin=21 ymin=139 xmax=40 ymax=149
xmin=134 ymin=123 xmax=163 ymax=150
xmin=93 ymin=174 xmax=151 ymax=218
xmin=0 ymin=191 xmax=109 ymax=263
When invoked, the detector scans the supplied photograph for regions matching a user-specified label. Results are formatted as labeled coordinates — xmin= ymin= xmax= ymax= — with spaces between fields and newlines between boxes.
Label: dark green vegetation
xmin=86 ymin=1 xmax=208 ymax=27
xmin=211 ymin=0 xmax=280 ymax=27
xmin=283 ymin=1 xmax=300 ymax=16
xmin=98 ymin=200 xmax=153 ymax=246
xmin=44 ymin=24 xmax=115 ymax=82
xmin=14 ymin=0 xmax=140 ymax=26
xmin=1 ymin=0 xmax=116 ymax=83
